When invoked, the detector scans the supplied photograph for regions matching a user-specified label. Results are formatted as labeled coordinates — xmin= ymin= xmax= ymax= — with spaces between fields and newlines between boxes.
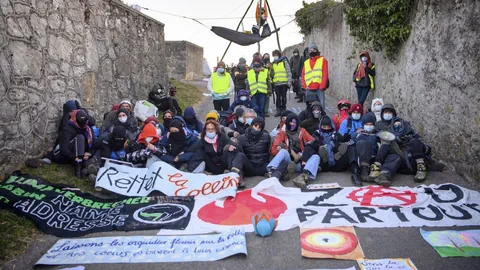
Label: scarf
xmin=204 ymin=135 xmax=219 ymax=153
xmin=167 ymin=129 xmax=186 ymax=157
xmin=68 ymin=110 xmax=93 ymax=147
xmin=355 ymin=61 xmax=373 ymax=81
xmin=286 ymin=129 xmax=301 ymax=153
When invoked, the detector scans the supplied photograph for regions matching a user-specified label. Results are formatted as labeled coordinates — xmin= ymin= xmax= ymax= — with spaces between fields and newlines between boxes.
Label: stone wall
xmin=285 ymin=0 xmax=480 ymax=182
xmin=0 ymin=0 xmax=167 ymax=177
xmin=166 ymin=41 xmax=203 ymax=80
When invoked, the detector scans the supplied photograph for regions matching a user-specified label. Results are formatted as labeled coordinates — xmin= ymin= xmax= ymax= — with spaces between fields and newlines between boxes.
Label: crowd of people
xmin=27 ymin=42 xmax=443 ymax=190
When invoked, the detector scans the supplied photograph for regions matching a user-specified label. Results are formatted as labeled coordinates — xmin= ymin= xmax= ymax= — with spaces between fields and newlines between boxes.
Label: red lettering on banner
xmin=347 ymin=186 xmax=416 ymax=207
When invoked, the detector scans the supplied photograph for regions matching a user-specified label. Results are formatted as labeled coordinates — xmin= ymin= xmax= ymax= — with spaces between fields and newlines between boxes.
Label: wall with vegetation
xmin=289 ymin=0 xmax=480 ymax=182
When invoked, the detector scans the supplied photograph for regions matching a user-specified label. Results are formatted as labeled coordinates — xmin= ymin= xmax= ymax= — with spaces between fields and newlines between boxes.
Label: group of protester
xmin=27 ymin=42 xmax=442 ymax=190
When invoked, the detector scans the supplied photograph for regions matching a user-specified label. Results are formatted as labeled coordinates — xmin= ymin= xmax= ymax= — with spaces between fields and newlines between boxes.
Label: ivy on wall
xmin=295 ymin=0 xmax=337 ymax=36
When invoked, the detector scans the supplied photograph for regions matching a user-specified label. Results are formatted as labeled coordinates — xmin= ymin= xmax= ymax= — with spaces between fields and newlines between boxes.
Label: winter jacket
xmin=102 ymin=110 xmax=138 ymax=134
xmin=235 ymin=127 xmax=271 ymax=166
xmin=355 ymin=132 xmax=379 ymax=157
xmin=375 ymin=104 xmax=397 ymax=131
xmin=271 ymin=125 xmax=315 ymax=156
xmin=338 ymin=117 xmax=363 ymax=142
xmin=233 ymin=66 xmax=248 ymax=90
xmin=353 ymin=51 xmax=376 ymax=89
xmin=289 ymin=53 xmax=301 ymax=79
xmin=57 ymin=124 xmax=94 ymax=159
xmin=195 ymin=133 xmax=230 ymax=164
xmin=389 ymin=117 xmax=420 ymax=146
xmin=297 ymin=48 xmax=309 ymax=81
xmin=227 ymin=120 xmax=248 ymax=137
xmin=92 ymin=134 xmax=127 ymax=161
xmin=370 ymin=98 xmax=384 ymax=122
xmin=300 ymin=101 xmax=326 ymax=135
xmin=227 ymin=89 xmax=259 ymax=113
xmin=301 ymin=55 xmax=329 ymax=90
xmin=270 ymin=56 xmax=293 ymax=86
xmin=183 ymin=107 xmax=204 ymax=135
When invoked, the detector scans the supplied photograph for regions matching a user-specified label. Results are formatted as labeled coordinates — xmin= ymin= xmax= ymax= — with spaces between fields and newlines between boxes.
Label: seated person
xmin=148 ymin=83 xmax=182 ymax=116
xmin=125 ymin=123 xmax=160 ymax=167
xmin=270 ymin=113 xmax=320 ymax=188
xmin=227 ymin=89 xmax=259 ymax=114
xmin=104 ymin=104 xmax=119 ymax=120
xmin=350 ymin=113 xmax=379 ymax=185
xmin=183 ymin=106 xmax=204 ymax=136
xmin=162 ymin=110 xmax=174 ymax=130
xmin=224 ymin=117 xmax=272 ymax=188
xmin=298 ymin=94 xmax=320 ymax=122
xmin=270 ymin=110 xmax=291 ymax=139
xmin=59 ymin=100 xmax=97 ymax=138
xmin=375 ymin=103 xmax=396 ymax=131
xmin=102 ymin=100 xmax=138 ymax=133
xmin=370 ymin=98 xmax=384 ymax=122
xmin=100 ymin=108 xmax=138 ymax=141
xmin=185 ymin=120 xmax=231 ymax=174
xmin=224 ymin=107 xmax=247 ymax=143
xmin=300 ymin=101 xmax=326 ymax=135
xmin=333 ymin=100 xmax=351 ymax=130
xmin=144 ymin=116 xmax=165 ymax=138
xmin=369 ymin=116 xmax=430 ymax=187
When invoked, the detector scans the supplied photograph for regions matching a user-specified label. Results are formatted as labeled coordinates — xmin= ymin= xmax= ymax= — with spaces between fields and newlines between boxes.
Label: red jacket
xmin=301 ymin=56 xmax=329 ymax=90
xmin=271 ymin=126 xmax=315 ymax=156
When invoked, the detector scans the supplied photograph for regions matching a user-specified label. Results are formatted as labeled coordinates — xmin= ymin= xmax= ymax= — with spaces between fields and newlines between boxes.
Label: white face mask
xmin=238 ymin=117 xmax=245 ymax=123
xmin=240 ymin=96 xmax=247 ymax=101
xmin=383 ymin=113 xmax=393 ymax=121
xmin=374 ymin=105 xmax=382 ymax=112
xmin=364 ymin=125 xmax=374 ymax=132
xmin=273 ymin=56 xmax=279 ymax=61
xmin=145 ymin=137 xmax=154 ymax=143
xmin=361 ymin=56 xmax=368 ymax=62
xmin=352 ymin=113 xmax=361 ymax=120
xmin=118 ymin=116 xmax=128 ymax=123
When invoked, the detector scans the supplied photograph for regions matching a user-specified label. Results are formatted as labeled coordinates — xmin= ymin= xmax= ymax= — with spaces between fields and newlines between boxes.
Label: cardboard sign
xmin=420 ymin=228 xmax=480 ymax=257
xmin=357 ymin=258 xmax=418 ymax=270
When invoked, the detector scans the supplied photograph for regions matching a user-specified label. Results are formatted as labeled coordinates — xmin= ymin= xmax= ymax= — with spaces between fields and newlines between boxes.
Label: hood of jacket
xmin=380 ymin=104 xmax=397 ymax=121
xmin=183 ymin=107 xmax=196 ymax=119
xmin=391 ymin=117 xmax=414 ymax=138
xmin=360 ymin=51 xmax=371 ymax=61
xmin=285 ymin=113 xmax=299 ymax=133
xmin=235 ymin=89 xmax=250 ymax=102
xmin=319 ymin=115 xmax=335 ymax=131
xmin=371 ymin=98 xmax=384 ymax=112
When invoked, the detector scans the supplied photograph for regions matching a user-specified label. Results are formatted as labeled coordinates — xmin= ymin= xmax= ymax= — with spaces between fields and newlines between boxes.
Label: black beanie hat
xmin=112 ymin=126 xmax=127 ymax=139
xmin=251 ymin=117 xmax=265 ymax=130
xmin=362 ymin=113 xmax=376 ymax=125
xmin=235 ymin=107 xmax=245 ymax=118
xmin=320 ymin=116 xmax=332 ymax=127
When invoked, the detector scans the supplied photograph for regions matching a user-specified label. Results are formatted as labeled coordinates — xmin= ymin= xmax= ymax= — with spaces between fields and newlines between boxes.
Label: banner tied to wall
xmin=158 ymin=178 xmax=480 ymax=235
xmin=0 ymin=173 xmax=194 ymax=237
xmin=36 ymin=229 xmax=247 ymax=265
xmin=95 ymin=161 xmax=239 ymax=199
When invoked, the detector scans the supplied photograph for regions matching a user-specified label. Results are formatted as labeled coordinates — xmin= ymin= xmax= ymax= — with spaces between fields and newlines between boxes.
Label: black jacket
xmin=57 ymin=124 xmax=93 ymax=159
xmin=227 ymin=120 xmax=248 ymax=137
xmin=196 ymin=133 xmax=230 ymax=164
xmin=236 ymin=128 xmax=271 ymax=166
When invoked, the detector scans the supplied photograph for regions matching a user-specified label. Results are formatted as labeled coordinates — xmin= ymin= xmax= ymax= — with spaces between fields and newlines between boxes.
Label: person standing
xmin=353 ymin=51 xmax=376 ymax=106
xmin=271 ymin=50 xmax=293 ymax=117
xmin=246 ymin=58 xmax=271 ymax=118
xmin=233 ymin=57 xmax=248 ymax=98
xmin=301 ymin=43 xmax=329 ymax=110
xmin=296 ymin=47 xmax=309 ymax=103
xmin=208 ymin=61 xmax=234 ymax=111
xmin=289 ymin=48 xmax=301 ymax=100
xmin=262 ymin=53 xmax=272 ymax=117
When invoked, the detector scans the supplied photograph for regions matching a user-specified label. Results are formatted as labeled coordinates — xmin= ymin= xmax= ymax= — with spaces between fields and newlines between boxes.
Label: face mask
xmin=205 ymin=132 xmax=217 ymax=139
xmin=217 ymin=67 xmax=225 ymax=73
xmin=118 ymin=116 xmax=127 ymax=123
xmin=246 ymin=118 xmax=253 ymax=126
xmin=361 ymin=56 xmax=368 ymax=62
xmin=294 ymin=53 xmax=299 ymax=56
xmin=352 ymin=113 xmax=361 ymax=120
xmin=273 ymin=56 xmax=279 ymax=61
xmin=145 ymin=137 xmax=154 ymax=143
xmin=313 ymin=110 xmax=321 ymax=119
xmin=383 ymin=113 xmax=393 ymax=121
xmin=374 ymin=105 xmax=382 ymax=112
xmin=240 ymin=96 xmax=247 ymax=101
xmin=321 ymin=128 xmax=332 ymax=133
xmin=239 ymin=65 xmax=246 ymax=71
xmin=289 ymin=120 xmax=297 ymax=131
xmin=76 ymin=117 xmax=87 ymax=127
xmin=251 ymin=129 xmax=262 ymax=136
xmin=364 ymin=125 xmax=374 ymax=132
xmin=309 ymin=51 xmax=319 ymax=57
xmin=238 ymin=117 xmax=245 ymax=124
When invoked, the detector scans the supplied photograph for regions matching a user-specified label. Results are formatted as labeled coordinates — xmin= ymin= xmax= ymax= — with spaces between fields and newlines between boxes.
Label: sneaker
xmin=25 ymin=158 xmax=51 ymax=168
xmin=414 ymin=163 xmax=427 ymax=182
xmin=375 ymin=171 xmax=392 ymax=187
xmin=232 ymin=168 xmax=246 ymax=188
xmin=334 ymin=143 xmax=348 ymax=160
xmin=264 ymin=171 xmax=273 ymax=178
xmin=87 ymin=164 xmax=99 ymax=176
xmin=40 ymin=158 xmax=52 ymax=164
xmin=179 ymin=164 xmax=188 ymax=172
xmin=369 ymin=162 xmax=381 ymax=180
xmin=360 ymin=166 xmax=370 ymax=182
xmin=74 ymin=162 xmax=82 ymax=178
xmin=293 ymin=173 xmax=309 ymax=188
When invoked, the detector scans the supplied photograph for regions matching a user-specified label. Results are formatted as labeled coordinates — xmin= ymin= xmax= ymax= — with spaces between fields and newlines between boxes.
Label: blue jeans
xmin=306 ymin=90 xmax=325 ymax=110
xmin=251 ymin=93 xmax=267 ymax=118
xmin=356 ymin=86 xmax=369 ymax=106
xmin=267 ymin=149 xmax=321 ymax=180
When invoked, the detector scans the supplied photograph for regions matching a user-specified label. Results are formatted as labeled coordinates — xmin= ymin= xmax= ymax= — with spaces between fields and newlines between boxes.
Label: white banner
xmin=95 ymin=161 xmax=239 ymax=199
xmin=159 ymin=178 xmax=480 ymax=235
xmin=37 ymin=229 xmax=246 ymax=265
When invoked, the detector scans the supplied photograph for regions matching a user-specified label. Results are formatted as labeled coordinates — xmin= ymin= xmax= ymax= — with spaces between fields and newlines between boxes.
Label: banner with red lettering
xmin=95 ymin=161 xmax=239 ymax=199
xmin=158 ymin=178 xmax=480 ymax=235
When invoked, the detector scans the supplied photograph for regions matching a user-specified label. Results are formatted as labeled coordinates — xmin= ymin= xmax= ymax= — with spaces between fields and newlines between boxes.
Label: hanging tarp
xmin=211 ymin=25 xmax=278 ymax=46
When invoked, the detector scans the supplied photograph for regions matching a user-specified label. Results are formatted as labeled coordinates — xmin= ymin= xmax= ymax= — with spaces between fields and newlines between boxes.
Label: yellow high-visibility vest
xmin=355 ymin=63 xmax=375 ymax=90
xmin=272 ymin=61 xmax=288 ymax=84
xmin=211 ymin=72 xmax=232 ymax=94
xmin=247 ymin=69 xmax=268 ymax=96
xmin=304 ymin=57 xmax=324 ymax=86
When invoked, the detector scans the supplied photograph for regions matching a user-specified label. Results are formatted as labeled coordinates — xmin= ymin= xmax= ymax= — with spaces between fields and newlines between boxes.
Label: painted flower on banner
xmin=301 ymin=228 xmax=358 ymax=255
xmin=346 ymin=186 xmax=417 ymax=207
xmin=198 ymin=190 xmax=287 ymax=225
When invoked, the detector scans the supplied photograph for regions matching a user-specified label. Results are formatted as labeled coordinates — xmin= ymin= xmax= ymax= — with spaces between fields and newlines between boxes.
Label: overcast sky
xmin=122 ymin=0 xmax=315 ymax=69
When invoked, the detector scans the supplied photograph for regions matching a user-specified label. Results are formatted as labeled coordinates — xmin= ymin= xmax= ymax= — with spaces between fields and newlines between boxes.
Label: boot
xmin=414 ymin=163 xmax=427 ymax=182
xmin=88 ymin=174 xmax=97 ymax=185
xmin=274 ymin=108 xmax=281 ymax=117
xmin=297 ymin=98 xmax=304 ymax=103
xmin=87 ymin=163 xmax=99 ymax=176
xmin=318 ymin=146 xmax=328 ymax=164
xmin=334 ymin=143 xmax=348 ymax=160
xmin=294 ymin=95 xmax=299 ymax=99
xmin=286 ymin=162 xmax=297 ymax=181
xmin=369 ymin=162 xmax=381 ymax=181
xmin=232 ymin=168 xmax=246 ymax=188
xmin=360 ymin=165 xmax=370 ymax=182
xmin=271 ymin=160 xmax=288 ymax=181
xmin=265 ymin=112 xmax=270 ymax=117
xmin=292 ymin=172 xmax=309 ymax=188
xmin=351 ymin=168 xmax=363 ymax=186
xmin=375 ymin=171 xmax=392 ymax=187
xmin=74 ymin=161 xmax=82 ymax=178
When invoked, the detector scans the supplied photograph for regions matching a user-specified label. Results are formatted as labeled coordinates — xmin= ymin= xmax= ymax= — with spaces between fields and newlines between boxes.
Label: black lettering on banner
xmin=379 ymin=206 xmax=409 ymax=222
xmin=322 ymin=208 xmax=358 ymax=224
xmin=97 ymin=167 xmax=119 ymax=186
xmin=303 ymin=188 xmax=343 ymax=207
xmin=465 ymin=203 xmax=480 ymax=214
xmin=438 ymin=205 xmax=472 ymax=220
xmin=412 ymin=205 xmax=443 ymax=221
xmin=296 ymin=208 xmax=318 ymax=222
xmin=424 ymin=184 xmax=464 ymax=203
xmin=353 ymin=207 xmax=383 ymax=223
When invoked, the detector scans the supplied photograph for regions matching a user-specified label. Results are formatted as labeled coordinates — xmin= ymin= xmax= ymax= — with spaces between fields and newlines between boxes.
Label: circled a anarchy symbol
xmin=346 ymin=186 xmax=416 ymax=206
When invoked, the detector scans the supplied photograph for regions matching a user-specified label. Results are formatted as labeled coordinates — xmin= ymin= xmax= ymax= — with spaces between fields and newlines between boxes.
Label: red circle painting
xmin=300 ymin=229 xmax=358 ymax=255
xmin=198 ymin=190 xmax=287 ymax=225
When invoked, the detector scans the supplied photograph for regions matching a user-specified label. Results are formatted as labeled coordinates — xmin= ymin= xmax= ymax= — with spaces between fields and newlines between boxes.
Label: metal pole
xmin=264 ymin=0 xmax=281 ymax=51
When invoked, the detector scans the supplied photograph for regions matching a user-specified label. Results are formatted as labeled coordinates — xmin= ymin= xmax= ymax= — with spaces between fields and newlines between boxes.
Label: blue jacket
xmin=356 ymin=133 xmax=379 ymax=157
xmin=338 ymin=117 xmax=363 ymax=141
xmin=227 ymin=89 xmax=259 ymax=113
xmin=183 ymin=107 xmax=203 ymax=135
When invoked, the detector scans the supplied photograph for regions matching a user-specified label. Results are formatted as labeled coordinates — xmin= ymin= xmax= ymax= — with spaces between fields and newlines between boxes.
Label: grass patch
xmin=0 ymin=80 xmax=204 ymax=265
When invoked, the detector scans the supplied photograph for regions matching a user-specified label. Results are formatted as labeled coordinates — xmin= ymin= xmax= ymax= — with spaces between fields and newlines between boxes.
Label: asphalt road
xmin=6 ymin=81 xmax=480 ymax=270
